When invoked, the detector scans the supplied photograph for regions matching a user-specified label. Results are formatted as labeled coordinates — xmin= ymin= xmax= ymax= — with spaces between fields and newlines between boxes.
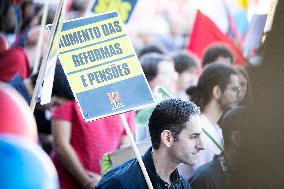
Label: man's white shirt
xmin=196 ymin=114 xmax=223 ymax=167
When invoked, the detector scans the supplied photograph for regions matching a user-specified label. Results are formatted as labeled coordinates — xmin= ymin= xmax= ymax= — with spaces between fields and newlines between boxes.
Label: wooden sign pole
xmin=120 ymin=114 xmax=154 ymax=189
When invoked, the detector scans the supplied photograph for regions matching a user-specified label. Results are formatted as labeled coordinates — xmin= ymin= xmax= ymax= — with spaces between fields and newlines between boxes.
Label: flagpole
xmin=32 ymin=2 xmax=49 ymax=74
xmin=264 ymin=0 xmax=279 ymax=33
xmin=120 ymin=114 xmax=154 ymax=189
xmin=29 ymin=0 xmax=66 ymax=112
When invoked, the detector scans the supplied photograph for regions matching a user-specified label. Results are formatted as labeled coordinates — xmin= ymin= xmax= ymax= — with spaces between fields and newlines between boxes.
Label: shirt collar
xmin=142 ymin=147 xmax=185 ymax=189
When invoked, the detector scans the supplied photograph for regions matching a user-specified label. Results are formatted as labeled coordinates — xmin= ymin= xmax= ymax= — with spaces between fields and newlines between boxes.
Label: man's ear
xmin=160 ymin=130 xmax=174 ymax=148
xmin=231 ymin=130 xmax=240 ymax=147
xmin=212 ymin=85 xmax=222 ymax=99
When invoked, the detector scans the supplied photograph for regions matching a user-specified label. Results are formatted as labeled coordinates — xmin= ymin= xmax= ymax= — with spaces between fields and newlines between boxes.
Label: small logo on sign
xmin=107 ymin=91 xmax=125 ymax=110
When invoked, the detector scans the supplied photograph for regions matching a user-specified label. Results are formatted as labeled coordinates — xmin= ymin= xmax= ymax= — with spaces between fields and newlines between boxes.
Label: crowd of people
xmin=0 ymin=0 xmax=283 ymax=189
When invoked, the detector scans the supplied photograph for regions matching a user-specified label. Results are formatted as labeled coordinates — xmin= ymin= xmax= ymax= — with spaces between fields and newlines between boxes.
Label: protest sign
xmin=86 ymin=0 xmax=137 ymax=23
xmin=57 ymin=11 xmax=154 ymax=188
xmin=57 ymin=11 xmax=154 ymax=122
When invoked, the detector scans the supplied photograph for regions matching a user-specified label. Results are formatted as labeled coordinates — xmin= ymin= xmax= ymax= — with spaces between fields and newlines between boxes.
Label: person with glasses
xmin=179 ymin=64 xmax=239 ymax=180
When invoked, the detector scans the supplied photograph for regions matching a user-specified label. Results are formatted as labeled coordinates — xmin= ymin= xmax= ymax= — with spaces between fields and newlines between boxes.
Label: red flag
xmin=188 ymin=10 xmax=247 ymax=66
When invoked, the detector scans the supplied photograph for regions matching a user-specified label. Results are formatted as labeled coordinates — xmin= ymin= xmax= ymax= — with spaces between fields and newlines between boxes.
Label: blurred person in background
xmin=51 ymin=63 xmax=136 ymax=189
xmin=233 ymin=66 xmax=251 ymax=106
xmin=0 ymin=45 xmax=30 ymax=81
xmin=13 ymin=0 xmax=40 ymax=48
xmin=67 ymin=0 xmax=90 ymax=19
xmin=171 ymin=50 xmax=199 ymax=99
xmin=180 ymin=64 xmax=239 ymax=179
xmin=0 ymin=1 xmax=18 ymax=46
xmin=140 ymin=53 xmax=178 ymax=97
xmin=136 ymin=53 xmax=178 ymax=142
xmin=202 ymin=44 xmax=234 ymax=68
xmin=137 ymin=44 xmax=165 ymax=59
xmin=0 ymin=25 xmax=48 ymax=82
xmin=131 ymin=16 xmax=170 ymax=52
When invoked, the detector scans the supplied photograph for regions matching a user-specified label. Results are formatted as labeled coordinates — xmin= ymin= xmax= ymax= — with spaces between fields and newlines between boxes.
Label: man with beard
xmin=179 ymin=64 xmax=239 ymax=179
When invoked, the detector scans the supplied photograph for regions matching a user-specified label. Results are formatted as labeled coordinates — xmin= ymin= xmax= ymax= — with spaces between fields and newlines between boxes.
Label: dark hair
xmin=30 ymin=73 xmax=38 ymax=87
xmin=20 ymin=0 xmax=33 ymax=18
xmin=186 ymin=64 xmax=237 ymax=111
xmin=137 ymin=44 xmax=165 ymax=59
xmin=149 ymin=98 xmax=200 ymax=150
xmin=171 ymin=50 xmax=198 ymax=74
xmin=0 ymin=4 xmax=16 ymax=33
xmin=0 ymin=0 xmax=11 ymax=17
xmin=140 ymin=53 xmax=173 ymax=82
xmin=52 ymin=61 xmax=74 ymax=100
xmin=220 ymin=106 xmax=246 ymax=148
xmin=71 ymin=0 xmax=85 ymax=11
xmin=202 ymin=44 xmax=234 ymax=67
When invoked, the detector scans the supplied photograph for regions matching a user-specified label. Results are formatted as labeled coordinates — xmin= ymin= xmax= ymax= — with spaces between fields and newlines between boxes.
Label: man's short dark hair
xmin=171 ymin=50 xmax=198 ymax=74
xmin=149 ymin=98 xmax=200 ymax=150
xmin=202 ymin=44 xmax=234 ymax=67
xmin=137 ymin=44 xmax=165 ymax=59
xmin=186 ymin=64 xmax=237 ymax=112
xmin=140 ymin=53 xmax=173 ymax=82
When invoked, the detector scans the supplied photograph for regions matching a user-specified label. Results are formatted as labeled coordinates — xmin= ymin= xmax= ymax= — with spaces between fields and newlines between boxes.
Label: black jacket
xmin=96 ymin=148 xmax=191 ymax=189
